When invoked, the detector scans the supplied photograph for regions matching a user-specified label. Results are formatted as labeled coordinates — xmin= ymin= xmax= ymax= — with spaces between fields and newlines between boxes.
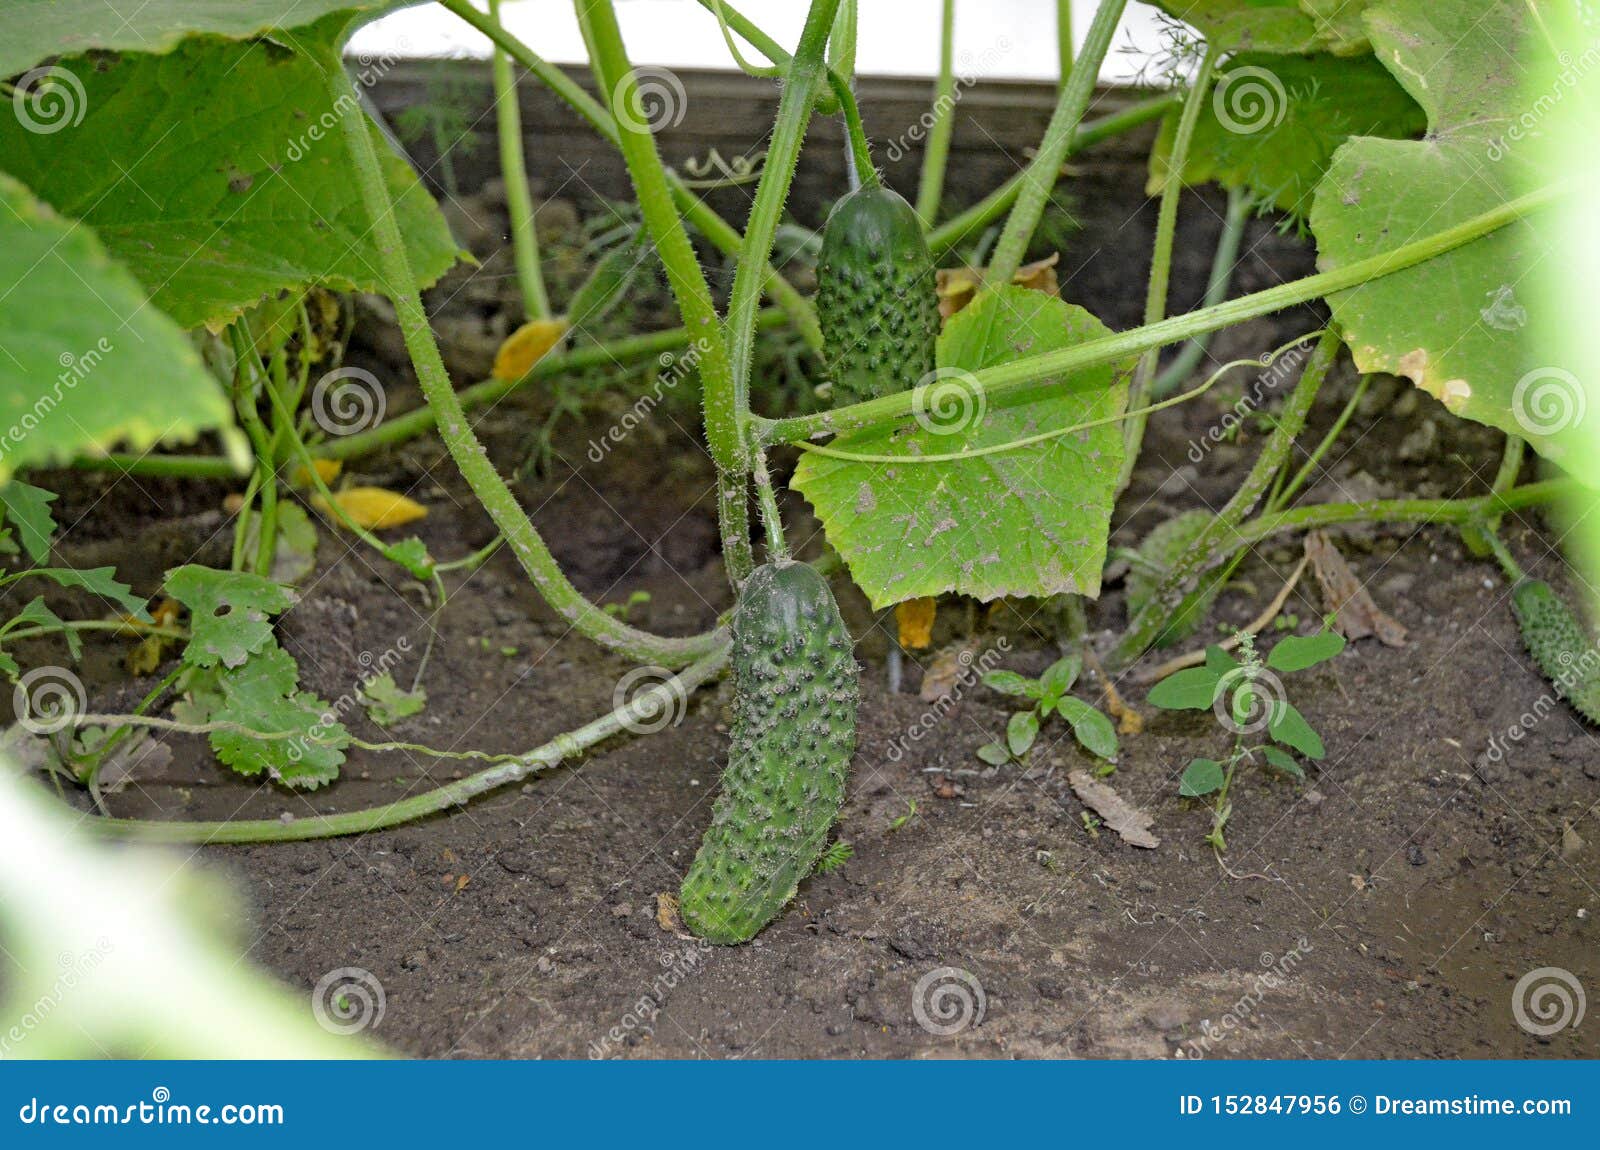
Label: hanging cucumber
xmin=680 ymin=561 xmax=858 ymax=944
xmin=1511 ymin=579 xmax=1600 ymax=724
xmin=815 ymin=184 xmax=939 ymax=407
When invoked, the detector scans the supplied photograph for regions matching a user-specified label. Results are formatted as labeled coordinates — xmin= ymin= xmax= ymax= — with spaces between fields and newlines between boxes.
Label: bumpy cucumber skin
xmin=815 ymin=185 xmax=939 ymax=408
xmin=680 ymin=562 xmax=859 ymax=944
xmin=1512 ymin=579 xmax=1600 ymax=723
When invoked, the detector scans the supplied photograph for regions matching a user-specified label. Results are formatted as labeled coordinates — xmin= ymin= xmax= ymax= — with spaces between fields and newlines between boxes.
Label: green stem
xmin=689 ymin=0 xmax=843 ymax=113
xmin=1271 ymin=373 xmax=1372 ymax=512
xmin=327 ymin=52 xmax=721 ymax=668
xmin=1120 ymin=43 xmax=1221 ymax=492
xmin=1057 ymin=0 xmax=1074 ymax=92
xmin=759 ymin=185 xmax=1563 ymax=444
xmin=987 ymin=0 xmax=1128 ymax=286
xmin=229 ymin=325 xmax=280 ymax=577
xmin=914 ymin=0 xmax=957 ymax=226
xmin=87 ymin=645 xmax=730 ymax=845
xmin=1153 ymin=185 xmax=1249 ymax=397
xmin=828 ymin=69 xmax=878 ymax=188
xmin=490 ymin=0 xmax=550 ymax=320
xmin=1112 ymin=328 xmax=1341 ymax=667
xmin=0 ymin=620 xmax=188 ymax=643
xmin=1479 ymin=521 xmax=1527 ymax=583
xmin=752 ymin=450 xmax=789 ymax=561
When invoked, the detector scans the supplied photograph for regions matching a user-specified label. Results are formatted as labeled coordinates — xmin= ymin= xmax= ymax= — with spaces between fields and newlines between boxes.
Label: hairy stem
xmin=1152 ymin=186 xmax=1249 ymax=398
xmin=986 ymin=0 xmax=1128 ymax=286
xmin=489 ymin=0 xmax=550 ymax=320
xmin=915 ymin=0 xmax=957 ymax=226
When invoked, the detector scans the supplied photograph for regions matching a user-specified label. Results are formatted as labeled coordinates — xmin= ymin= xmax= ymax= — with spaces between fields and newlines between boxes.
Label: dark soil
xmin=15 ymin=167 xmax=1597 ymax=1061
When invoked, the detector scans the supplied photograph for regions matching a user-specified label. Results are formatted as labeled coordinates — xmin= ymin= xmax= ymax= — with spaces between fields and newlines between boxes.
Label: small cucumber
xmin=815 ymin=185 xmax=939 ymax=407
xmin=680 ymin=561 xmax=858 ymax=944
xmin=1511 ymin=579 xmax=1600 ymax=723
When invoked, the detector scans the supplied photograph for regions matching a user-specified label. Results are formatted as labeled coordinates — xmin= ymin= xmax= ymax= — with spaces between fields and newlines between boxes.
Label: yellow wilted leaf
xmin=492 ymin=317 xmax=569 ymax=381
xmin=895 ymin=597 xmax=937 ymax=649
xmin=292 ymin=458 xmax=342 ymax=487
xmin=936 ymin=253 xmax=1061 ymax=321
xmin=314 ymin=486 xmax=427 ymax=530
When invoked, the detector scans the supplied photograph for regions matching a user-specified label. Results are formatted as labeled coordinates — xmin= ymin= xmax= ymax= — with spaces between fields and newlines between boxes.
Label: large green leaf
xmin=791 ymin=287 xmax=1130 ymax=608
xmin=0 ymin=17 xmax=461 ymax=329
xmin=0 ymin=173 xmax=232 ymax=479
xmin=1153 ymin=1 xmax=1324 ymax=53
xmin=1149 ymin=52 xmax=1425 ymax=222
xmin=1308 ymin=1 xmax=1566 ymax=462
xmin=1296 ymin=0 xmax=1377 ymax=54
xmin=0 ymin=1 xmax=392 ymax=76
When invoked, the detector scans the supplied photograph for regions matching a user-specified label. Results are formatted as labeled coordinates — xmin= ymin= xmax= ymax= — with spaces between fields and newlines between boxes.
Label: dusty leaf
xmin=1068 ymin=770 xmax=1159 ymax=849
xmin=1304 ymin=531 xmax=1406 ymax=646
xmin=492 ymin=318 xmax=570 ymax=381
xmin=315 ymin=487 xmax=428 ymax=531
xmin=895 ymin=597 xmax=937 ymax=649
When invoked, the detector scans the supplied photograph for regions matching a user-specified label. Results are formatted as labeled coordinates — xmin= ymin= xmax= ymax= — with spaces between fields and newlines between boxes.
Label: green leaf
xmin=7 ymin=596 xmax=81 ymax=662
xmin=1147 ymin=665 xmax=1223 ymax=711
xmin=1268 ymin=701 xmax=1325 ymax=760
xmin=0 ymin=173 xmax=233 ymax=480
xmin=982 ymin=669 xmax=1042 ymax=699
xmin=1006 ymin=710 xmax=1040 ymax=758
xmin=1308 ymin=1 xmax=1568 ymax=463
xmin=1261 ymin=744 xmax=1306 ymax=780
xmin=1296 ymin=0 xmax=1378 ymax=54
xmin=1266 ymin=629 xmax=1346 ymax=672
xmin=358 ymin=671 xmax=426 ymax=726
xmin=0 ymin=17 xmax=462 ymax=330
xmin=1 ymin=1 xmax=393 ymax=76
xmin=0 ymin=651 xmax=18 ymax=681
xmin=976 ymin=741 xmax=1011 ymax=766
xmin=208 ymin=647 xmax=345 ymax=788
xmin=1180 ymin=758 xmax=1227 ymax=797
xmin=1055 ymin=696 xmax=1118 ymax=762
xmin=791 ymin=287 xmax=1130 ymax=608
xmin=164 ymin=565 xmax=295 ymax=669
xmin=1206 ymin=645 xmax=1242 ymax=675
xmin=10 ymin=566 xmax=148 ymax=620
xmin=1150 ymin=52 xmax=1425 ymax=222
xmin=0 ymin=483 xmax=57 ymax=564
xmin=1041 ymin=653 xmax=1082 ymax=698
xmin=384 ymin=537 xmax=436 ymax=581
xmin=1152 ymin=1 xmax=1324 ymax=53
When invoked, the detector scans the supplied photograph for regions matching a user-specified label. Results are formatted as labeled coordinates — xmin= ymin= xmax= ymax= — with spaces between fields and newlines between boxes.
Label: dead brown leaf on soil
xmin=919 ymin=639 xmax=980 ymax=701
xmin=1305 ymin=530 xmax=1407 ymax=646
xmin=1068 ymin=770 xmax=1159 ymax=849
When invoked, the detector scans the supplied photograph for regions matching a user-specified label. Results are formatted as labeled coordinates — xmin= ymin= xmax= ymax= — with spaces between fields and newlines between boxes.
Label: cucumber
xmin=680 ymin=561 xmax=859 ymax=944
xmin=1511 ymin=579 xmax=1600 ymax=723
xmin=815 ymin=185 xmax=939 ymax=408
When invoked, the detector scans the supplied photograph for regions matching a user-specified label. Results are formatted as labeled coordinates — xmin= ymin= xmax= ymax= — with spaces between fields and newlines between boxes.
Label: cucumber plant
xmin=0 ymin=0 xmax=1588 ymax=949
xmin=976 ymin=653 xmax=1119 ymax=771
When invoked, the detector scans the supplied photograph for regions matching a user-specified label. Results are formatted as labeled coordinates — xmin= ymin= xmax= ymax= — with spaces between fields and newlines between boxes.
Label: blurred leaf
xmin=1266 ymin=629 xmax=1346 ymax=672
xmin=1007 ymin=710 xmax=1040 ymax=757
xmin=1147 ymin=665 xmax=1222 ymax=711
xmin=1268 ymin=701 xmax=1325 ymax=759
xmin=1180 ymin=758 xmax=1227 ymax=797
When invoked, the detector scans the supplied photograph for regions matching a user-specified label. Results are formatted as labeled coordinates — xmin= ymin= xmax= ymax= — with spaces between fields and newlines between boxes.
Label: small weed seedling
xmin=1146 ymin=629 xmax=1344 ymax=852
xmin=977 ymin=653 xmax=1118 ymax=771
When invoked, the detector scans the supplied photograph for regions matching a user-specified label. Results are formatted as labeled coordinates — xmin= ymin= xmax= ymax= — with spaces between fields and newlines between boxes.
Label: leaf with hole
xmin=164 ymin=565 xmax=295 ymax=669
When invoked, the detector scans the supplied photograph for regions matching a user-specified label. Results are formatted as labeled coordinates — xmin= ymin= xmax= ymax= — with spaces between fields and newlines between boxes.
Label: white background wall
xmin=350 ymin=1 xmax=1180 ymax=83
